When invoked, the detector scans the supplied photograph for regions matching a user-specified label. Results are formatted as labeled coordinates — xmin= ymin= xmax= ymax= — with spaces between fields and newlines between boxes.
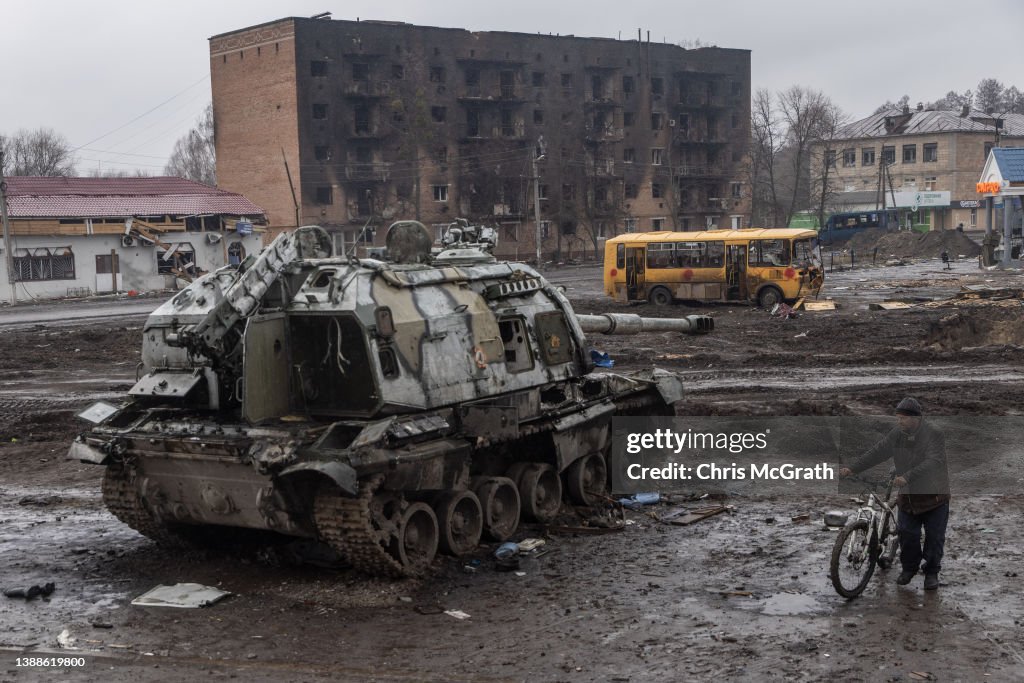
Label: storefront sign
xmin=976 ymin=182 xmax=1001 ymax=194
xmin=951 ymin=200 xmax=981 ymax=209
xmin=236 ymin=221 xmax=253 ymax=236
xmin=890 ymin=191 xmax=950 ymax=209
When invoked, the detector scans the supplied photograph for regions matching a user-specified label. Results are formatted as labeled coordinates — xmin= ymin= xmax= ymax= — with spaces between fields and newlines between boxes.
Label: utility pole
xmin=532 ymin=136 xmax=546 ymax=268
xmin=0 ymin=149 xmax=16 ymax=306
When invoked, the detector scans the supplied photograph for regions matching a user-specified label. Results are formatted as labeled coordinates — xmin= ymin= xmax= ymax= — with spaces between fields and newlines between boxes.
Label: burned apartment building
xmin=210 ymin=16 xmax=751 ymax=259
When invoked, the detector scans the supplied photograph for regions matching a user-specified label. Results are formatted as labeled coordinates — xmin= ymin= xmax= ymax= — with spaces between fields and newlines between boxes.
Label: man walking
xmin=839 ymin=398 xmax=950 ymax=590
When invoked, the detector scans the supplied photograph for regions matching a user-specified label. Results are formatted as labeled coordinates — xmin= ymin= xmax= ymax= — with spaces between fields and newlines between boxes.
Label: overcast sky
xmin=4 ymin=0 xmax=1022 ymax=176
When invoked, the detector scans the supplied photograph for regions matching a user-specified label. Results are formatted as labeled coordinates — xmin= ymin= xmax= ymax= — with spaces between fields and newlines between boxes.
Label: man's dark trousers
xmin=897 ymin=502 xmax=949 ymax=574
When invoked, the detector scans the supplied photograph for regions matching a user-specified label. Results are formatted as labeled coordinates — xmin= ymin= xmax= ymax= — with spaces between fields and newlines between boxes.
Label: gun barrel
xmin=576 ymin=313 xmax=714 ymax=335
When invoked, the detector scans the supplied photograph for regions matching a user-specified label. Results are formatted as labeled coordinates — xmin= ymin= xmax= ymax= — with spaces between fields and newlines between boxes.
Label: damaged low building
xmin=0 ymin=177 xmax=266 ymax=303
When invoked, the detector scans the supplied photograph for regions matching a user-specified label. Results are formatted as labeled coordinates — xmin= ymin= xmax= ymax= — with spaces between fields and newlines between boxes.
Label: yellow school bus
xmin=604 ymin=228 xmax=824 ymax=308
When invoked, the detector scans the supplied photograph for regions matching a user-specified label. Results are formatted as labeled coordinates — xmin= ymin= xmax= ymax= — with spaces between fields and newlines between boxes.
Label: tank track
xmin=101 ymin=464 xmax=178 ymax=544
xmin=313 ymin=474 xmax=409 ymax=578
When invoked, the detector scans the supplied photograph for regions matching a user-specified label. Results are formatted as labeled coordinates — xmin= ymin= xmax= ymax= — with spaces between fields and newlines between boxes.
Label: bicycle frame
xmin=847 ymin=474 xmax=898 ymax=564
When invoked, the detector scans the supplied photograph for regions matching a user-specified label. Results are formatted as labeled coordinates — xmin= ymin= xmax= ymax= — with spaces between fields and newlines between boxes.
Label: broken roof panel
xmin=4 ymin=176 xmax=265 ymax=219
xmin=837 ymin=108 xmax=1024 ymax=140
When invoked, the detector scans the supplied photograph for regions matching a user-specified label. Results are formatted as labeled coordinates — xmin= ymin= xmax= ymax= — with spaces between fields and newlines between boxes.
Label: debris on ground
xmin=3 ymin=582 xmax=55 ymax=599
xmin=659 ymin=505 xmax=734 ymax=526
xmin=869 ymin=301 xmax=914 ymax=310
xmin=443 ymin=609 xmax=471 ymax=620
xmin=770 ymin=303 xmax=797 ymax=319
xmin=922 ymin=286 xmax=1024 ymax=309
xmin=801 ymin=300 xmax=836 ymax=311
xmin=617 ymin=492 xmax=660 ymax=510
xmin=131 ymin=583 xmax=232 ymax=609
xmin=589 ymin=349 xmax=615 ymax=368
xmin=56 ymin=629 xmax=76 ymax=649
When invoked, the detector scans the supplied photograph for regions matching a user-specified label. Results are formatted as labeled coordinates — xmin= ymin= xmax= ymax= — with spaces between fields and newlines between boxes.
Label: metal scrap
xmin=659 ymin=504 xmax=734 ymax=525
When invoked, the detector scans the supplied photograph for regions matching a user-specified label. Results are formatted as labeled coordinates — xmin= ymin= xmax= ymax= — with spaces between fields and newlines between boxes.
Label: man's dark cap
xmin=895 ymin=397 xmax=922 ymax=416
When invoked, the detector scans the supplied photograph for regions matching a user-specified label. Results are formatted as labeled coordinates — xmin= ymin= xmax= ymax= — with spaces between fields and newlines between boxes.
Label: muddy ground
xmin=1 ymin=255 xmax=1023 ymax=681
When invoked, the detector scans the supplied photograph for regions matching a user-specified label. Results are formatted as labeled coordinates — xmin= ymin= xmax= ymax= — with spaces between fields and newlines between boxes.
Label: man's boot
xmin=897 ymin=570 xmax=916 ymax=585
xmin=924 ymin=573 xmax=939 ymax=590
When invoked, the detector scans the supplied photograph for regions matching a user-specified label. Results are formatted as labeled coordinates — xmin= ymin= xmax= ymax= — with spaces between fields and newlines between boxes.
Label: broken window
xmin=624 ymin=218 xmax=638 ymax=233
xmin=923 ymin=143 xmax=938 ymax=162
xmin=623 ymin=111 xmax=635 ymax=127
xmin=862 ymin=148 xmax=876 ymax=166
xmin=749 ymin=239 xmax=790 ymax=267
xmin=502 ymin=223 xmax=519 ymax=242
xmin=157 ymin=243 xmax=196 ymax=275
xmin=429 ymin=66 xmax=446 ymax=82
xmin=532 ymin=71 xmax=546 ymax=87
xmin=731 ymin=182 xmax=742 ymax=198
xmin=501 ymin=109 xmax=515 ymax=136
xmin=355 ymin=146 xmax=372 ymax=163
xmin=534 ymin=109 xmax=544 ymax=124
xmin=434 ymin=146 xmax=448 ymax=164
xmin=652 ymin=183 xmax=664 ymax=199
xmin=12 ymin=247 xmax=75 ymax=281
xmin=651 ymin=218 xmax=666 ymax=230
xmin=651 ymin=112 xmax=663 ymax=130
xmin=227 ymin=242 xmax=246 ymax=266
xmin=562 ymin=183 xmax=576 ymax=200
xmin=352 ymin=63 xmax=369 ymax=81
xmin=882 ymin=146 xmax=896 ymax=164
xmin=354 ymin=105 xmax=370 ymax=133
xmin=316 ymin=186 xmax=333 ymax=205
xmin=431 ymin=106 xmax=447 ymax=122
xmin=467 ymin=108 xmax=480 ymax=137
xmin=651 ymin=148 xmax=663 ymax=165
xmin=391 ymin=64 xmax=404 ymax=79
xmin=315 ymin=146 xmax=331 ymax=161
xmin=623 ymin=148 xmax=635 ymax=163
xmin=624 ymin=183 xmax=638 ymax=199
xmin=465 ymin=68 xmax=480 ymax=86
xmin=825 ymin=150 xmax=836 ymax=168
xmin=500 ymin=70 xmax=515 ymax=98
xmin=622 ymin=75 xmax=634 ymax=95
xmin=560 ymin=73 xmax=573 ymax=90
xmin=311 ymin=61 xmax=327 ymax=77
xmin=433 ymin=185 xmax=449 ymax=202
xmin=902 ymin=144 xmax=916 ymax=163
xmin=651 ymin=77 xmax=664 ymax=95
xmin=843 ymin=149 xmax=856 ymax=167
xmin=312 ymin=103 xmax=328 ymax=119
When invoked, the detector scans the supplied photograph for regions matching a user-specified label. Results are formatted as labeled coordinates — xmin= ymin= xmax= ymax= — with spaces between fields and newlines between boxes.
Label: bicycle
xmin=828 ymin=471 xmax=899 ymax=599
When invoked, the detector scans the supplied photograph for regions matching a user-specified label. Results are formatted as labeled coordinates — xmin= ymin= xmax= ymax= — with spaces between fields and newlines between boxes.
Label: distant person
xmin=941 ymin=249 xmax=951 ymax=269
xmin=957 ymin=223 xmax=964 ymax=232
xmin=839 ymin=398 xmax=950 ymax=591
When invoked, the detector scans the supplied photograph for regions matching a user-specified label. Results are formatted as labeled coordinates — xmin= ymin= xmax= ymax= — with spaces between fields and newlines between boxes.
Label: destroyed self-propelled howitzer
xmin=71 ymin=220 xmax=713 ymax=576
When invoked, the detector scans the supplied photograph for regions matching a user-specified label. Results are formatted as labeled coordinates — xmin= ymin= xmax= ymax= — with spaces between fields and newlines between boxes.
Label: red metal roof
xmin=4 ymin=176 xmax=265 ymax=219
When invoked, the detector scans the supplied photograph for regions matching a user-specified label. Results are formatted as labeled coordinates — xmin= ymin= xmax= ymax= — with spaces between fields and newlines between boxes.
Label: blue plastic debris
xmin=617 ymin=492 xmax=661 ymax=510
xmin=590 ymin=349 xmax=615 ymax=368
xmin=494 ymin=542 xmax=519 ymax=560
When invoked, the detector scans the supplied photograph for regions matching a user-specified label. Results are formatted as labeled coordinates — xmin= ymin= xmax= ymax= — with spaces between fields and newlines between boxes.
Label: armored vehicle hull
xmin=72 ymin=223 xmax=710 ymax=576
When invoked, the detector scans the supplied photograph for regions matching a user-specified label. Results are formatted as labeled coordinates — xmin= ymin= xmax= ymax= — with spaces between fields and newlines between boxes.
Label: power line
xmin=71 ymin=74 xmax=210 ymax=153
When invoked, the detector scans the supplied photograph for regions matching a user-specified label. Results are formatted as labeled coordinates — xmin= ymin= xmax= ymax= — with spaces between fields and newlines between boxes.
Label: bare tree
xmin=749 ymin=88 xmax=784 ymax=226
xmin=777 ymin=86 xmax=840 ymax=226
xmin=1000 ymin=86 xmax=1024 ymax=114
xmin=928 ymin=89 xmax=973 ymax=111
xmin=86 ymin=167 xmax=152 ymax=178
xmin=808 ymin=100 xmax=848 ymax=232
xmin=164 ymin=104 xmax=215 ymax=185
xmin=0 ymin=128 xmax=77 ymax=176
xmin=974 ymin=78 xmax=1005 ymax=114
xmin=872 ymin=94 xmax=909 ymax=115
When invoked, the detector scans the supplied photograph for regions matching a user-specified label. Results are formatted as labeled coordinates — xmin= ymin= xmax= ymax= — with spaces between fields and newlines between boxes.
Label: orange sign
xmin=976 ymin=182 xmax=1001 ymax=194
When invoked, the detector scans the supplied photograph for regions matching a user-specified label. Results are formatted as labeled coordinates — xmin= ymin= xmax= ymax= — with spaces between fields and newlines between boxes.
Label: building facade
xmin=0 ymin=177 xmax=266 ymax=303
xmin=817 ymin=106 xmax=1024 ymax=231
xmin=210 ymin=17 xmax=751 ymax=260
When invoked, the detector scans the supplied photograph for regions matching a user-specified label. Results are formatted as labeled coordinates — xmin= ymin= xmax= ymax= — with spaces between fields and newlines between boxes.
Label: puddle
xmin=736 ymin=591 xmax=826 ymax=616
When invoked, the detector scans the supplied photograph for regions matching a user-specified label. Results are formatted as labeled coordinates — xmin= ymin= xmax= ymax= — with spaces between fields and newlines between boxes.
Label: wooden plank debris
xmin=802 ymin=300 xmax=836 ymax=311
xmin=659 ymin=504 xmax=734 ymax=526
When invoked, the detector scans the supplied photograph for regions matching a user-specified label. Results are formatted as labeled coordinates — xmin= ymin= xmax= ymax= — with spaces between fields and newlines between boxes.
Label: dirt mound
xmin=843 ymin=229 xmax=981 ymax=260
xmin=924 ymin=308 xmax=1024 ymax=351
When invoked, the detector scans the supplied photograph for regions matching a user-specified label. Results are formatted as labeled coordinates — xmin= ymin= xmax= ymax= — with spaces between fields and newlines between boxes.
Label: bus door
xmin=625 ymin=247 xmax=646 ymax=301
xmin=725 ymin=244 xmax=747 ymax=301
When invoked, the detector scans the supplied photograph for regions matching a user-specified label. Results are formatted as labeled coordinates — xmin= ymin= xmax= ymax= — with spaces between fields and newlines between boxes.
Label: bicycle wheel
xmin=830 ymin=520 xmax=879 ymax=599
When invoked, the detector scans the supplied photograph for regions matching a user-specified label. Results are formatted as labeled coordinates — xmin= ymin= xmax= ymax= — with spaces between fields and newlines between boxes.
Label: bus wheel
xmin=649 ymin=287 xmax=673 ymax=306
xmin=757 ymin=286 xmax=783 ymax=309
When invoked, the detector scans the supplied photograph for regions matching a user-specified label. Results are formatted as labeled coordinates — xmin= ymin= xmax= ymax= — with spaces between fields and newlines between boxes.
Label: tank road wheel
xmin=391 ymin=503 xmax=439 ymax=571
xmin=314 ymin=475 xmax=437 ymax=578
xmin=565 ymin=452 xmax=609 ymax=506
xmin=505 ymin=462 xmax=532 ymax=490
xmin=101 ymin=464 xmax=176 ymax=544
xmin=434 ymin=490 xmax=483 ymax=556
xmin=473 ymin=476 xmax=521 ymax=541
xmin=518 ymin=463 xmax=563 ymax=523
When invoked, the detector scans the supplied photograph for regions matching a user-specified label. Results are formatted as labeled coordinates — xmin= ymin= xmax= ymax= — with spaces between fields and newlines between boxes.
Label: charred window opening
xmin=499 ymin=317 xmax=533 ymax=373
xmin=540 ymin=386 xmax=567 ymax=405
xmin=289 ymin=315 xmax=377 ymax=415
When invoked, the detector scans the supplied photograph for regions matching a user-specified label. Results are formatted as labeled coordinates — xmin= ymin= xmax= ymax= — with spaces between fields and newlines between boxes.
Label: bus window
xmin=792 ymin=238 xmax=821 ymax=268
xmin=749 ymin=239 xmax=790 ymax=267
xmin=705 ymin=241 xmax=724 ymax=268
xmin=676 ymin=242 xmax=704 ymax=268
xmin=647 ymin=242 xmax=678 ymax=269
xmin=616 ymin=243 xmax=625 ymax=268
